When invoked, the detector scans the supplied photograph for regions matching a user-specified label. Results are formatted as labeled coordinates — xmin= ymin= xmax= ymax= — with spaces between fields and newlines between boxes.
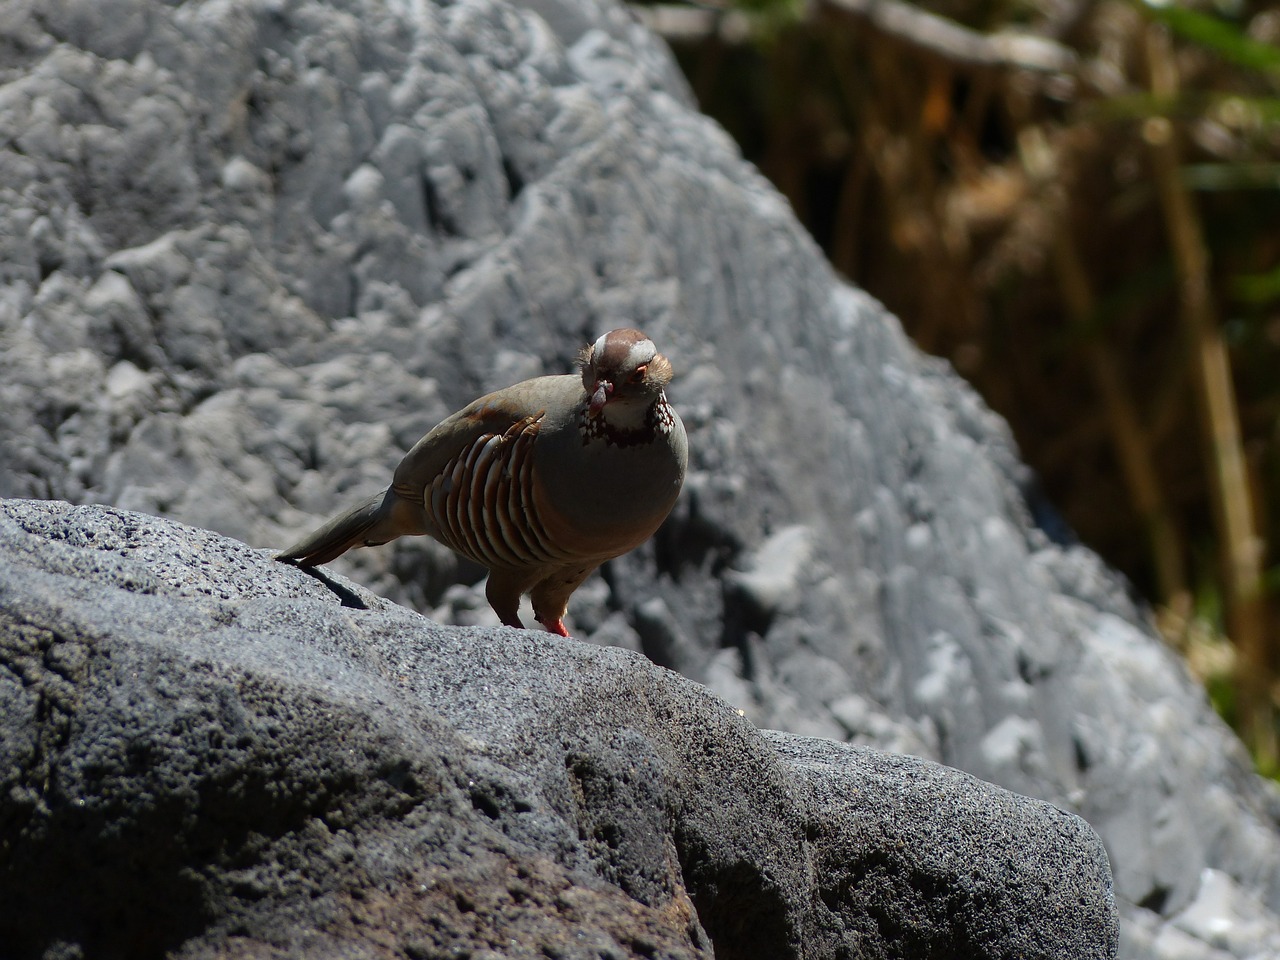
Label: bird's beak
xmin=588 ymin=379 xmax=613 ymax=415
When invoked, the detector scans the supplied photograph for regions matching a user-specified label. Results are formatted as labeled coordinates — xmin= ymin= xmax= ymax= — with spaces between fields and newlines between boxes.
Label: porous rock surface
xmin=0 ymin=498 xmax=1116 ymax=958
xmin=0 ymin=0 xmax=1274 ymax=956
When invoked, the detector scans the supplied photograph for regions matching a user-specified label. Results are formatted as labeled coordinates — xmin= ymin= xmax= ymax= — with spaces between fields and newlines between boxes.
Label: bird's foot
xmin=536 ymin=615 xmax=571 ymax=638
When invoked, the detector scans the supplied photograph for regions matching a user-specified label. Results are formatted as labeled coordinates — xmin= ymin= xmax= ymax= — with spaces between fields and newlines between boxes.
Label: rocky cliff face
xmin=0 ymin=0 xmax=1275 ymax=956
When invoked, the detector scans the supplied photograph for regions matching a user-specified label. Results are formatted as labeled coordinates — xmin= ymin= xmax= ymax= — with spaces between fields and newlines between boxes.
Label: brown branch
xmin=820 ymin=0 xmax=1076 ymax=73
xmin=1052 ymin=230 xmax=1188 ymax=608
xmin=1144 ymin=26 xmax=1272 ymax=763
xmin=633 ymin=1 xmax=1078 ymax=75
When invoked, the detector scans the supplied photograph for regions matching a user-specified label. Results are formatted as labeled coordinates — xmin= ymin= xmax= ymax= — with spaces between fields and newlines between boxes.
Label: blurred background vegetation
xmin=635 ymin=0 xmax=1280 ymax=770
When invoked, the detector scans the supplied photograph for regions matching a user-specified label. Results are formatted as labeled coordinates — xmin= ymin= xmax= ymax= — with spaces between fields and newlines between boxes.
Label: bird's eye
xmin=629 ymin=365 xmax=647 ymax=383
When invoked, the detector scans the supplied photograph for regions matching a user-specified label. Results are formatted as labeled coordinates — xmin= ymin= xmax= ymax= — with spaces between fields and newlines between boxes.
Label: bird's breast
xmin=532 ymin=409 xmax=687 ymax=555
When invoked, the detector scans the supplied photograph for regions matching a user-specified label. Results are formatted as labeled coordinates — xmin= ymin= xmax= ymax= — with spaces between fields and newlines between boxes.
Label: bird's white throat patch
xmin=579 ymin=391 xmax=675 ymax=447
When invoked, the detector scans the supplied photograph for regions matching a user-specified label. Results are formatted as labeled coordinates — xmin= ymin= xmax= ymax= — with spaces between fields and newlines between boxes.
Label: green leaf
xmin=1140 ymin=2 xmax=1280 ymax=73
xmin=1233 ymin=265 xmax=1280 ymax=304
xmin=1180 ymin=163 xmax=1280 ymax=191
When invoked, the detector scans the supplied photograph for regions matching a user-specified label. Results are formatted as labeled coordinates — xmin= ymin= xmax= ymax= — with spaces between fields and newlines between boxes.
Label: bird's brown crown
xmin=577 ymin=328 xmax=674 ymax=398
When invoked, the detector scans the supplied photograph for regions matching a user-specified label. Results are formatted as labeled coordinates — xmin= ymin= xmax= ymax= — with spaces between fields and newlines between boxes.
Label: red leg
xmin=536 ymin=615 xmax=571 ymax=637
xmin=531 ymin=565 xmax=597 ymax=639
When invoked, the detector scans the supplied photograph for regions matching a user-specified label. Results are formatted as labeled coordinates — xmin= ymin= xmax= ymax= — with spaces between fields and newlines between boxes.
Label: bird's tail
xmin=278 ymin=489 xmax=405 ymax=567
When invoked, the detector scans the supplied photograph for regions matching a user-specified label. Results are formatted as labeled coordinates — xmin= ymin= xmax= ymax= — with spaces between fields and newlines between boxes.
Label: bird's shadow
xmin=277 ymin=558 xmax=370 ymax=610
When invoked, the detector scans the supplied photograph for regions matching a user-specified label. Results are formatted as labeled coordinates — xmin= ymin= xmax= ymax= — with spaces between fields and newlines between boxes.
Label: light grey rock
xmin=0 ymin=0 xmax=1277 ymax=955
xmin=0 ymin=498 xmax=1116 ymax=958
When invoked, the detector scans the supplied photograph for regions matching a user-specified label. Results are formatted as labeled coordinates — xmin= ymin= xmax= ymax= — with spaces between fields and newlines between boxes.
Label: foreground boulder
xmin=0 ymin=498 xmax=1116 ymax=958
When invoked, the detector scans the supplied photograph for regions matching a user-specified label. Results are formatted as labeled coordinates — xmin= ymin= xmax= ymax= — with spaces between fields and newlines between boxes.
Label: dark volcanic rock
xmin=0 ymin=498 xmax=1116 ymax=958
xmin=1 ymin=0 xmax=1278 ymax=956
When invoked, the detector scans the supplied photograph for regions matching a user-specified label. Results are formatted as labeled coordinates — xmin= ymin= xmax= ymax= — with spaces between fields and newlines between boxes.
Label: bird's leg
xmin=485 ymin=569 xmax=528 ymax=629
xmin=535 ymin=614 xmax=571 ymax=638
xmin=530 ymin=564 xmax=598 ymax=639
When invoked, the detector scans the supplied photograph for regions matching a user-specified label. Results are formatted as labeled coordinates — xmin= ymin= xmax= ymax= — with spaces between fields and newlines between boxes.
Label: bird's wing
xmin=390 ymin=375 xmax=577 ymax=501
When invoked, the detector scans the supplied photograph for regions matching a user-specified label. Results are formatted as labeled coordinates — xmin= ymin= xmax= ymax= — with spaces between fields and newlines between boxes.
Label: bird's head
xmin=578 ymin=328 xmax=674 ymax=418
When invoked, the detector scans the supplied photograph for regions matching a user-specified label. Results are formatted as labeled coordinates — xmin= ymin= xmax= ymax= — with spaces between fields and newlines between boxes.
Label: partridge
xmin=278 ymin=328 xmax=688 ymax=636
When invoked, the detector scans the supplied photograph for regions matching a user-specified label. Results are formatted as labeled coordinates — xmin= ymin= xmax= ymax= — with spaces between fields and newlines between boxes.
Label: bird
xmin=278 ymin=328 xmax=688 ymax=637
